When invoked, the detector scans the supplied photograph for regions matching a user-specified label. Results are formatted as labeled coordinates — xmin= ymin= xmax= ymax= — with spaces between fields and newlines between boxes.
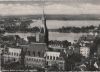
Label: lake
xmin=4 ymin=20 xmax=100 ymax=43
xmin=46 ymin=20 xmax=100 ymax=29
xmin=4 ymin=32 xmax=87 ymax=43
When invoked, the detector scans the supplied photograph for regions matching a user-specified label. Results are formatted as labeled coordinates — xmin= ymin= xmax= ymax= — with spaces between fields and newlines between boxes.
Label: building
xmin=0 ymin=48 xmax=4 ymax=71
xmin=19 ymin=11 xmax=49 ymax=68
xmin=45 ymin=51 xmax=65 ymax=70
xmin=97 ymin=44 xmax=100 ymax=58
xmin=37 ymin=15 xmax=48 ymax=45
xmin=20 ymin=43 xmax=47 ymax=68
xmin=78 ymin=34 xmax=95 ymax=44
xmin=3 ymin=47 xmax=21 ymax=64
xmin=80 ymin=46 xmax=90 ymax=58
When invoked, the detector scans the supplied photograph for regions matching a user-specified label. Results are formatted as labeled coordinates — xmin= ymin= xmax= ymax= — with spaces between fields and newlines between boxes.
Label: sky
xmin=0 ymin=0 xmax=100 ymax=15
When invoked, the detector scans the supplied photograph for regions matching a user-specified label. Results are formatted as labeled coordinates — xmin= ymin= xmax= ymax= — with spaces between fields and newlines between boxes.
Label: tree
xmin=62 ymin=40 xmax=70 ymax=48
xmin=90 ymin=37 xmax=100 ymax=56
xmin=62 ymin=52 xmax=82 ymax=71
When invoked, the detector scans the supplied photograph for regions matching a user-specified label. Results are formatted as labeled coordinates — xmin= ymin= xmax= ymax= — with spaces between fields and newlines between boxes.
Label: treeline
xmin=57 ymin=25 xmax=95 ymax=33
xmin=0 ymin=18 xmax=41 ymax=33
xmin=5 ymin=26 xmax=40 ymax=33
xmin=49 ymin=40 xmax=71 ymax=48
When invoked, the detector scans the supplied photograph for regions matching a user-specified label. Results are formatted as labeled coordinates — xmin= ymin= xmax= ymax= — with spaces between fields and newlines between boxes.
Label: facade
xmin=0 ymin=48 xmax=4 ymax=71
xmin=80 ymin=46 xmax=90 ymax=58
xmin=25 ymin=56 xmax=45 ymax=68
xmin=22 ymin=12 xmax=48 ymax=68
xmin=97 ymin=44 xmax=100 ymax=57
xmin=45 ymin=51 xmax=65 ymax=70
xmin=20 ymin=43 xmax=47 ymax=68
xmin=3 ymin=47 xmax=21 ymax=64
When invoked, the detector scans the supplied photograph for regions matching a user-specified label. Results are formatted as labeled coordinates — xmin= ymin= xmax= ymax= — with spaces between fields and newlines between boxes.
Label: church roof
xmin=20 ymin=43 xmax=47 ymax=57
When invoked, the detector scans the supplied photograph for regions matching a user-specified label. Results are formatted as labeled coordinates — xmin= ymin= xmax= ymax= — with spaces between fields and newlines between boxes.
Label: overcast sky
xmin=0 ymin=0 xmax=100 ymax=15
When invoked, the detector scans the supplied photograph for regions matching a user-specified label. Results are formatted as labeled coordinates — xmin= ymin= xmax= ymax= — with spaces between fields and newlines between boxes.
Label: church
xmin=20 ymin=13 xmax=49 ymax=68
xmin=0 ymin=11 xmax=49 ymax=69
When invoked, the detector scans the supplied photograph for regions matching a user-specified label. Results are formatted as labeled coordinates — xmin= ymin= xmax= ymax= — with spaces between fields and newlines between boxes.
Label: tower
xmin=38 ymin=10 xmax=49 ymax=46
xmin=41 ymin=10 xmax=49 ymax=46
xmin=35 ymin=0 xmax=49 ymax=46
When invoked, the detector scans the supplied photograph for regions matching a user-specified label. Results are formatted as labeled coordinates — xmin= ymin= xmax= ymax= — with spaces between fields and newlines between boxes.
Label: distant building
xmin=45 ymin=51 xmax=65 ymax=70
xmin=89 ymin=30 xmax=98 ymax=37
xmin=79 ymin=34 xmax=95 ymax=43
xmin=97 ymin=44 xmax=100 ymax=58
xmin=80 ymin=46 xmax=90 ymax=58
xmin=63 ymin=45 xmax=80 ymax=56
xmin=0 ymin=48 xmax=4 ymax=71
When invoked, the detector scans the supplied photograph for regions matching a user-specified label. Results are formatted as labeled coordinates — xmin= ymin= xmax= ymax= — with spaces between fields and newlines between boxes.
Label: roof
xmin=20 ymin=43 xmax=47 ymax=57
xmin=45 ymin=51 xmax=60 ymax=57
xmin=8 ymin=47 xmax=21 ymax=54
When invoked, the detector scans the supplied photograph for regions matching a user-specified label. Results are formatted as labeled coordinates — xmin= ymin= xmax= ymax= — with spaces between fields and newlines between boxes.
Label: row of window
xmin=46 ymin=56 xmax=59 ymax=60
xmin=9 ymin=52 xmax=19 ymax=56
xmin=26 ymin=57 xmax=44 ymax=62
xmin=27 ymin=51 xmax=42 ymax=57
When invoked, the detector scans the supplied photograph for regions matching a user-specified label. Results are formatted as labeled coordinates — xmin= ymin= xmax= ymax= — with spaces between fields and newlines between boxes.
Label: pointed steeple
xmin=40 ymin=2 xmax=49 ymax=46
xmin=40 ymin=10 xmax=45 ymax=33
xmin=40 ymin=1 xmax=45 ymax=33
xmin=36 ymin=0 xmax=49 ymax=45
xmin=43 ymin=12 xmax=49 ymax=46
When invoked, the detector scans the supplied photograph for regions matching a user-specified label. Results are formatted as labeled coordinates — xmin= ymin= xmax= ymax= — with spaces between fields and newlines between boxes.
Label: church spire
xmin=40 ymin=0 xmax=49 ymax=46
xmin=40 ymin=0 xmax=45 ymax=33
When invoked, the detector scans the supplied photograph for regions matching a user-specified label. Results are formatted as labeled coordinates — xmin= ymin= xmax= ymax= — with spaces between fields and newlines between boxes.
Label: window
xmin=56 ymin=57 xmax=59 ymax=60
xmin=17 ymin=53 xmax=19 ymax=56
xmin=36 ymin=59 xmax=38 ymax=62
xmin=13 ymin=58 xmax=15 ymax=61
xmin=27 ymin=58 xmax=28 ymax=61
xmin=38 ymin=51 xmax=41 ymax=57
xmin=38 ymin=59 xmax=40 ymax=62
xmin=50 ymin=56 xmax=52 ymax=60
xmin=32 ymin=58 xmax=34 ymax=61
xmin=29 ymin=58 xmax=31 ymax=61
xmin=28 ymin=51 xmax=30 ymax=56
xmin=53 ymin=56 xmax=55 ymax=60
xmin=12 ymin=52 xmax=13 ymax=56
xmin=33 ymin=51 xmax=35 ymax=56
xmin=34 ymin=59 xmax=36 ymax=61
xmin=47 ymin=56 xmax=49 ymax=59
xmin=14 ymin=53 xmax=16 ymax=56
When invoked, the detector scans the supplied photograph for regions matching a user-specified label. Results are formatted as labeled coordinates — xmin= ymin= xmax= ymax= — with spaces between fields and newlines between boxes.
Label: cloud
xmin=0 ymin=4 xmax=42 ymax=15
xmin=45 ymin=3 xmax=100 ymax=14
xmin=0 ymin=3 xmax=100 ymax=15
xmin=0 ymin=0 xmax=100 ymax=5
